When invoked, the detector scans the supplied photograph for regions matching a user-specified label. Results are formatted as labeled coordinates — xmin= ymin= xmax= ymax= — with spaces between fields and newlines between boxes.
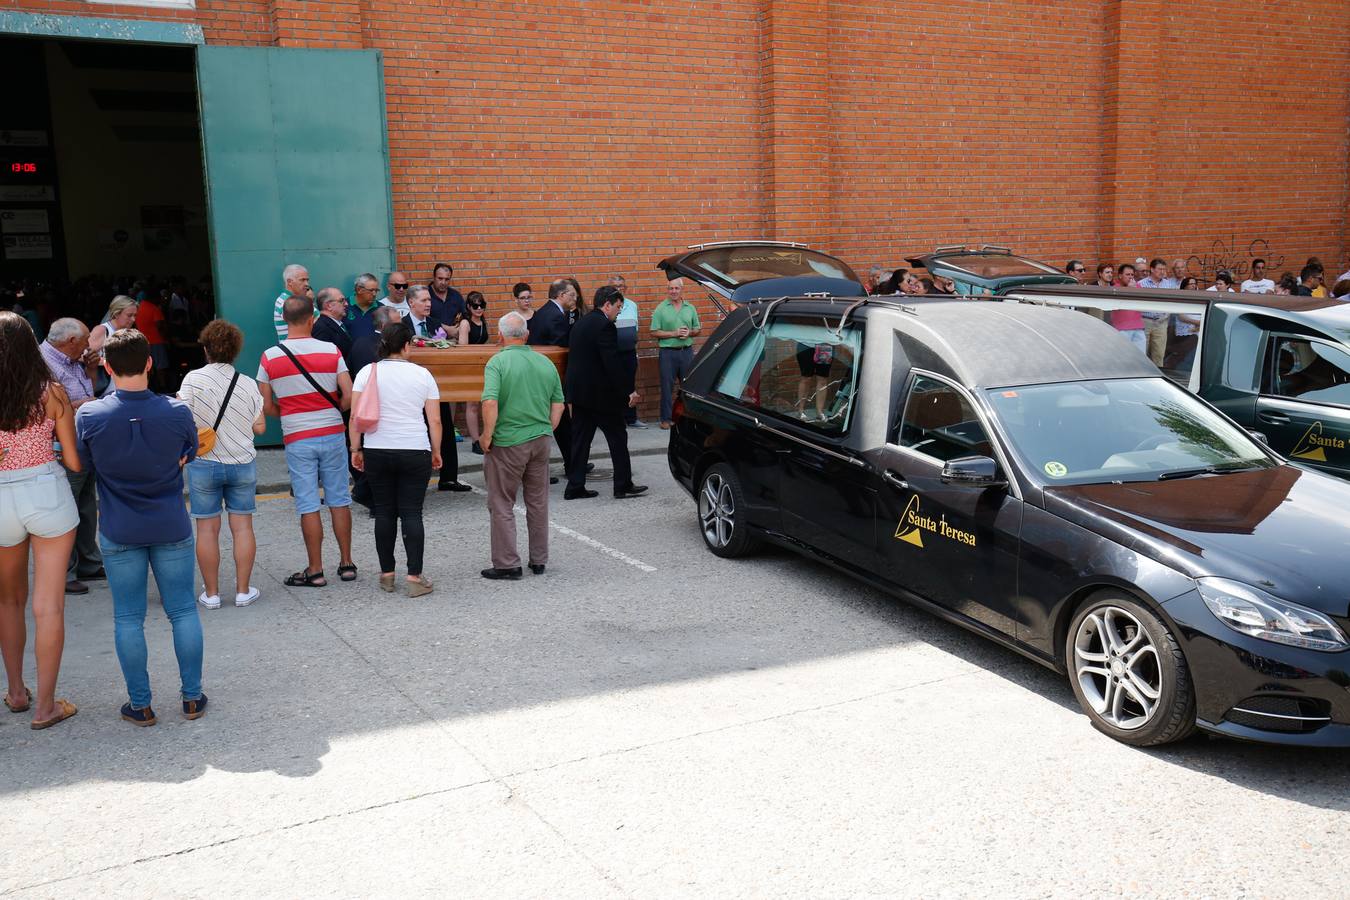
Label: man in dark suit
xmin=401 ymin=285 xmax=445 ymax=340
xmin=400 ymin=285 xmax=468 ymax=492
xmin=312 ymin=287 xmax=355 ymax=369
xmin=564 ymin=285 xmax=647 ymax=500
xmin=527 ymin=279 xmax=575 ymax=347
xmin=527 ymin=280 xmax=581 ymax=484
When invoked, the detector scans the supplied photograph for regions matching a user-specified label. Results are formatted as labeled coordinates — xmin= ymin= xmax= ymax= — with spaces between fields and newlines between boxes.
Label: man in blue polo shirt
xmin=76 ymin=329 xmax=207 ymax=727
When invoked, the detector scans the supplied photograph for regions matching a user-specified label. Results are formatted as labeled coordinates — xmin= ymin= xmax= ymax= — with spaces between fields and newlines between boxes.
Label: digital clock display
xmin=9 ymin=162 xmax=39 ymax=174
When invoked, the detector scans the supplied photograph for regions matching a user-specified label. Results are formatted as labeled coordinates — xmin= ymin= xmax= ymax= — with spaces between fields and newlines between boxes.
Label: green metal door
xmin=196 ymin=45 xmax=393 ymax=444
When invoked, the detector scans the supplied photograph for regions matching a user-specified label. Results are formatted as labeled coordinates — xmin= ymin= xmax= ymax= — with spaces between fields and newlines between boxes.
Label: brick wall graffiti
xmin=1185 ymin=237 xmax=1285 ymax=281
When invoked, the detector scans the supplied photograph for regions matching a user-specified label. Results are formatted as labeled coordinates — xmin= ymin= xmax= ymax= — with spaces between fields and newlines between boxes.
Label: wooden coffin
xmin=407 ymin=345 xmax=567 ymax=402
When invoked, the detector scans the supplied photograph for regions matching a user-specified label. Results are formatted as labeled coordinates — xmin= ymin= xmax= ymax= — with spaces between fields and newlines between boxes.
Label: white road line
xmin=512 ymin=503 xmax=658 ymax=573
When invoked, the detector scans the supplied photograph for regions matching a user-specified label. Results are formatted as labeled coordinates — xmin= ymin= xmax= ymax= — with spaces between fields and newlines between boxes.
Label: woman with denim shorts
xmin=178 ymin=321 xmax=266 ymax=609
xmin=0 ymin=312 xmax=82 ymax=730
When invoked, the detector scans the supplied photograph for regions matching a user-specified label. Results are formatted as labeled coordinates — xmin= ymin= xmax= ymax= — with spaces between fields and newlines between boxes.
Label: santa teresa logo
xmin=894 ymin=494 xmax=977 ymax=548
xmin=1291 ymin=421 xmax=1346 ymax=462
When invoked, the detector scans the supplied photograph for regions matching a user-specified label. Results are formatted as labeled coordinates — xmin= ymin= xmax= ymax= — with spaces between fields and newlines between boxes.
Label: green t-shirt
xmin=482 ymin=344 xmax=564 ymax=448
xmin=651 ymin=299 xmax=700 ymax=349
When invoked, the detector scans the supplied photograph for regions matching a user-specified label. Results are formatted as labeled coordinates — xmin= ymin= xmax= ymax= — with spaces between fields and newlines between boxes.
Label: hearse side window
xmin=894 ymin=375 xmax=994 ymax=462
xmin=712 ymin=316 xmax=862 ymax=434
xmin=1265 ymin=337 xmax=1350 ymax=407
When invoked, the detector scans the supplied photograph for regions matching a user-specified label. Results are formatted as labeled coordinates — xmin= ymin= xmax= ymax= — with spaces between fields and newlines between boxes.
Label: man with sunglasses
xmin=378 ymin=272 xmax=411 ymax=316
xmin=1065 ymin=260 xmax=1087 ymax=284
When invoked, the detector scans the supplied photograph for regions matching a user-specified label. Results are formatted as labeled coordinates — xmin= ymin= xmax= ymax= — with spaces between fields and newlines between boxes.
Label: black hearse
xmin=662 ymin=246 xmax=1350 ymax=747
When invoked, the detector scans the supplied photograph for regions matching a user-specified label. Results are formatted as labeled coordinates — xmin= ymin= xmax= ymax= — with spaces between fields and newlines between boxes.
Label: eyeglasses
xmin=469 ymin=303 xmax=486 ymax=310
xmin=389 ymin=283 xmax=408 ymax=290
xmin=1071 ymin=267 xmax=1085 ymax=274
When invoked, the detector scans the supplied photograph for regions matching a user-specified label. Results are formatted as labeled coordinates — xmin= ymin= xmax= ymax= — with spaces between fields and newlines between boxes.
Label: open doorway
xmin=0 ymin=36 xmax=211 ymax=391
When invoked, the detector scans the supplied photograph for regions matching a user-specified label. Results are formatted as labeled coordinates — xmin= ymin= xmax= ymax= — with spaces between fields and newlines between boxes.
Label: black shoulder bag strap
xmin=212 ymin=370 xmax=242 ymax=432
xmin=276 ymin=342 xmax=343 ymax=414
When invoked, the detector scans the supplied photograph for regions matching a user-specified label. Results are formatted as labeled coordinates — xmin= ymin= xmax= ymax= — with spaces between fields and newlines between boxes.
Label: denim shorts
xmin=187 ymin=458 xmax=258 ymax=518
xmin=284 ymin=432 xmax=351 ymax=515
xmin=0 ymin=461 xmax=79 ymax=547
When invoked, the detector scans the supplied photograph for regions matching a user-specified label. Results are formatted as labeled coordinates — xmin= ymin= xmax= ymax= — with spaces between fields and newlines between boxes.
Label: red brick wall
xmin=7 ymin=0 xmax=1350 ymax=416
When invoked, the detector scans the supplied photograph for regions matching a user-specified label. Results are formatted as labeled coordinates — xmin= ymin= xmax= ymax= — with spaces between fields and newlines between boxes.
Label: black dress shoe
xmin=438 ymin=481 xmax=473 ymax=492
xmin=586 ymin=462 xmax=595 ymax=473
xmin=65 ymin=580 xmax=89 ymax=595
xmin=564 ymin=487 xmax=599 ymax=500
xmin=529 ymin=563 xmax=546 ymax=575
xmin=80 ymin=567 xmax=107 ymax=581
xmin=549 ymin=475 xmax=559 ymax=485
xmin=614 ymin=484 xmax=649 ymax=499
xmin=481 ymin=567 xmax=523 ymax=580
xmin=471 ymin=441 xmax=483 ymax=455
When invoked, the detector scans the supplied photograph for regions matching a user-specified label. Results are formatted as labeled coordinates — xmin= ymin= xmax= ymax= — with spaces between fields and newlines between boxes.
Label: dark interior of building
xmin=1 ymin=36 xmax=212 ymax=385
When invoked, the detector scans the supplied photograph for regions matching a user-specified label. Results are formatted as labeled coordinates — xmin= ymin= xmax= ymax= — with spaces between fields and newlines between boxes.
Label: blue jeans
xmin=284 ymin=432 xmax=351 ymax=515
xmin=99 ymin=535 xmax=203 ymax=708
xmin=187 ymin=458 xmax=258 ymax=518
xmin=658 ymin=346 xmax=693 ymax=423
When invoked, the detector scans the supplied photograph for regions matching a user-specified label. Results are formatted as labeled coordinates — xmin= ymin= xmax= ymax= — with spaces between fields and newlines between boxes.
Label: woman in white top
xmin=348 ymin=322 xmax=443 ymax=597
xmin=178 ymin=321 xmax=266 ymax=609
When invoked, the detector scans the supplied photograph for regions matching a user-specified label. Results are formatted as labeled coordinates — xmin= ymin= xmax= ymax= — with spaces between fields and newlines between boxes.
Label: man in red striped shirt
xmin=258 ymin=295 xmax=356 ymax=588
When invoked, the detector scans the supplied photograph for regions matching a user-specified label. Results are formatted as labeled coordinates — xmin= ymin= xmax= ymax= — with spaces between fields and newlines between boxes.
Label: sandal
xmin=31 ymin=698 xmax=77 ymax=730
xmin=284 ymin=569 xmax=327 ymax=587
xmin=405 ymin=575 xmax=434 ymax=598
xmin=5 ymin=688 xmax=32 ymax=713
xmin=379 ymin=573 xmax=395 ymax=593
xmin=337 ymin=564 xmax=358 ymax=582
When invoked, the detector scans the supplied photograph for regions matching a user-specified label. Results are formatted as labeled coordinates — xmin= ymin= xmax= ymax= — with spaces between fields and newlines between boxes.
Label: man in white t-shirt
xmin=378 ymin=271 xmax=411 ymax=316
xmin=1240 ymin=258 xmax=1275 ymax=294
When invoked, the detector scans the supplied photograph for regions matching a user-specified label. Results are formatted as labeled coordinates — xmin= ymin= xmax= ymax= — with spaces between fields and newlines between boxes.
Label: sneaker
xmin=198 ymin=590 xmax=221 ymax=610
xmin=629 ymin=419 xmax=650 ymax=429
xmin=182 ymin=694 xmax=208 ymax=720
xmin=120 ymin=702 xmax=157 ymax=727
xmin=235 ymin=587 xmax=260 ymax=607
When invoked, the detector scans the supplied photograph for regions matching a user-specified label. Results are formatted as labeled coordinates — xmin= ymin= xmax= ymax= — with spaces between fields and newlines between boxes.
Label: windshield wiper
xmin=1156 ymin=463 xmax=1265 ymax=481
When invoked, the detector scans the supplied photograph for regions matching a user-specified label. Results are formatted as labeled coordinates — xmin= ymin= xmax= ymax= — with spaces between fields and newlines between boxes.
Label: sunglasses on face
xmin=390 ymin=283 xmax=408 ymax=290
xmin=469 ymin=303 xmax=486 ymax=310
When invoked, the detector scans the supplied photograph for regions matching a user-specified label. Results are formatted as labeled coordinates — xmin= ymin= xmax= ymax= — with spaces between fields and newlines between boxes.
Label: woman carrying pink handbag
xmin=347 ymin=322 xmax=443 ymax=597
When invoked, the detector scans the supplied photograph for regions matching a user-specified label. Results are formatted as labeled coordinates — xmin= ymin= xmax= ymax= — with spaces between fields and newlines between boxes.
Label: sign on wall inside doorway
xmin=3 ymin=234 xmax=53 ymax=260
xmin=0 ymin=208 xmax=49 ymax=233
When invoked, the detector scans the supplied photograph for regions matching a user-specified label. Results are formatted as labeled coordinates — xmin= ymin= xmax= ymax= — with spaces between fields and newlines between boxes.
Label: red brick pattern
xmin=7 ymin=0 xmax=1350 ymax=415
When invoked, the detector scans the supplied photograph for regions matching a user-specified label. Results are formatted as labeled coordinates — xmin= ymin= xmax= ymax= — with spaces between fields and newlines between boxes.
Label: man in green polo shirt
xmin=650 ymin=277 xmax=702 ymax=429
xmin=480 ymin=311 xmax=565 ymax=580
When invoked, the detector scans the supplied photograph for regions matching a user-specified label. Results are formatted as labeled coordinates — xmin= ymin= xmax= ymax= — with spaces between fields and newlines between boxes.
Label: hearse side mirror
xmin=940 ymin=455 xmax=1007 ymax=488
xmin=1246 ymin=429 xmax=1269 ymax=446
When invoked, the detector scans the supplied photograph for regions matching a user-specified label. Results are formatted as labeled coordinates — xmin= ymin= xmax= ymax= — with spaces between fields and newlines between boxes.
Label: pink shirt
xmin=0 ymin=414 xmax=56 ymax=471
xmin=1112 ymin=310 xmax=1145 ymax=331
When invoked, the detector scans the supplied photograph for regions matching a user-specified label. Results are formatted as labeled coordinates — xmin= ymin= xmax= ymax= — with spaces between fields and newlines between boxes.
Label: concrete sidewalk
xmin=250 ymin=420 xmax=671 ymax=494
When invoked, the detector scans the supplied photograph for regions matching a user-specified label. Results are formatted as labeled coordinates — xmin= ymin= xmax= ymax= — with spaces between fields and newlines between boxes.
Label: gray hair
xmin=46 ymin=317 xmax=89 ymax=345
xmin=608 ymin=274 xmax=627 ymax=286
xmin=355 ymin=272 xmax=378 ymax=291
xmin=283 ymin=263 xmax=307 ymax=286
xmin=407 ymin=284 xmax=429 ymax=302
xmin=315 ymin=286 xmax=344 ymax=311
xmin=498 ymin=311 xmax=529 ymax=339
xmin=371 ymin=306 xmax=398 ymax=329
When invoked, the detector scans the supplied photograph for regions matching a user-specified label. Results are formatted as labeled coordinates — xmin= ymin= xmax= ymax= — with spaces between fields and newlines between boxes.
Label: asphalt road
xmin=3 ymin=450 xmax=1348 ymax=898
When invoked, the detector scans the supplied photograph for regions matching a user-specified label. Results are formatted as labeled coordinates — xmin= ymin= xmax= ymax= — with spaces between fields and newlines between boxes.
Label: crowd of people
xmin=0 ymin=260 xmax=697 ymax=730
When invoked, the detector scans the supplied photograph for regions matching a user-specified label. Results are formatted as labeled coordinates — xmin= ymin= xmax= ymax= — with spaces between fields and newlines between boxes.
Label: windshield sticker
xmin=894 ymin=494 xmax=976 ymax=548
xmin=1291 ymin=421 xmax=1344 ymax=462
xmin=1001 ymin=391 xmax=1018 ymax=398
xmin=1043 ymin=461 xmax=1068 ymax=477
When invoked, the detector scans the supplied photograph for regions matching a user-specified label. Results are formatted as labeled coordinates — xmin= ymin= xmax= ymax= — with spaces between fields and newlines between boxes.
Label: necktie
xmin=420 ymin=321 xmax=428 ymax=336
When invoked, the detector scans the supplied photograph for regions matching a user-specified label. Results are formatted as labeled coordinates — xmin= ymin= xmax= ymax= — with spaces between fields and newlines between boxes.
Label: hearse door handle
xmin=882 ymin=470 xmax=910 ymax=490
xmin=1257 ymin=411 xmax=1291 ymax=425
